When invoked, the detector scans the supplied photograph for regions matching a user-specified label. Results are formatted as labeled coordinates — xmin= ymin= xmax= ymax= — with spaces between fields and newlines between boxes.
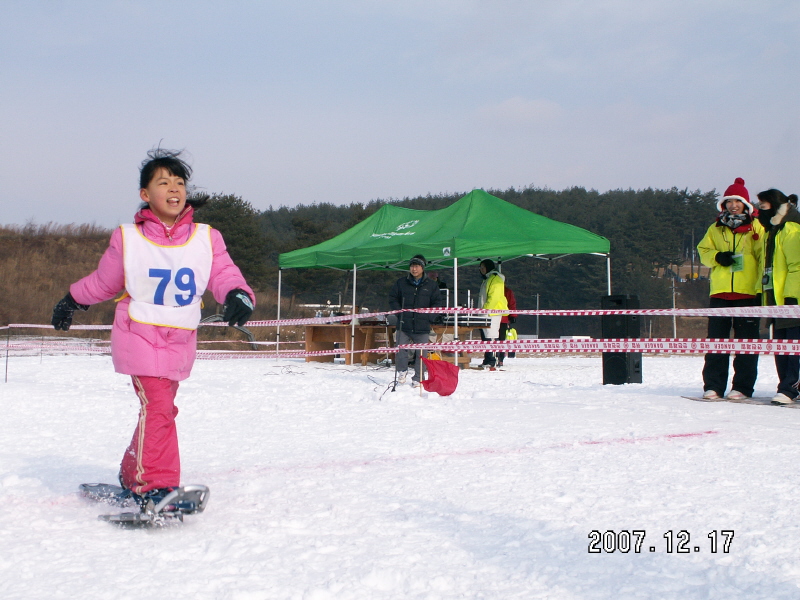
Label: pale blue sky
xmin=2 ymin=1 xmax=798 ymax=227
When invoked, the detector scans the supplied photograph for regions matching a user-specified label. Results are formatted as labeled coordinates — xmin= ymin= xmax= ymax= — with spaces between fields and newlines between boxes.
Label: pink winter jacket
xmin=70 ymin=206 xmax=255 ymax=381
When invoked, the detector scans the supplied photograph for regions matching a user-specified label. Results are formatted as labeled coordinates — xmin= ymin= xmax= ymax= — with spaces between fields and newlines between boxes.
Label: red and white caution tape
xmin=270 ymin=338 xmax=800 ymax=358
xmin=410 ymin=306 xmax=800 ymax=319
xmin=7 ymin=304 xmax=800 ymax=333
xmin=400 ymin=338 xmax=800 ymax=356
xmin=6 ymin=323 xmax=113 ymax=330
xmin=6 ymin=337 xmax=800 ymax=358
xmin=6 ymin=305 xmax=800 ymax=360
xmin=4 ymin=342 xmax=110 ymax=354
xmin=196 ymin=350 xmax=306 ymax=360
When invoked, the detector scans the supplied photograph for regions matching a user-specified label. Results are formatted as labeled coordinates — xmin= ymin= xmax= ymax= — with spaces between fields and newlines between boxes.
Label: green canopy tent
xmin=280 ymin=188 xmax=610 ymax=271
xmin=276 ymin=189 xmax=611 ymax=351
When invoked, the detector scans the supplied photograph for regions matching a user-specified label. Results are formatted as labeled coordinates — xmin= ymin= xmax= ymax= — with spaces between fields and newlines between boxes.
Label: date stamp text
xmin=588 ymin=530 xmax=734 ymax=553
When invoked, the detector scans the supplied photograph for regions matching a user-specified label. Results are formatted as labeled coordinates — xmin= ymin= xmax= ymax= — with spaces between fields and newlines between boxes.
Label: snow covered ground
xmin=2 ymin=352 xmax=800 ymax=600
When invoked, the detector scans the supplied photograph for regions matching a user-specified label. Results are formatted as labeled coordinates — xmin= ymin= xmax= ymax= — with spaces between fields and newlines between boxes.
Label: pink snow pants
xmin=119 ymin=375 xmax=181 ymax=494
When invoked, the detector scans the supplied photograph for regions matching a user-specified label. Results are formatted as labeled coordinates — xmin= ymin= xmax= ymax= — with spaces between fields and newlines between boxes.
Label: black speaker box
xmin=601 ymin=295 xmax=642 ymax=384
xmin=601 ymin=295 xmax=641 ymax=338
xmin=602 ymin=352 xmax=643 ymax=385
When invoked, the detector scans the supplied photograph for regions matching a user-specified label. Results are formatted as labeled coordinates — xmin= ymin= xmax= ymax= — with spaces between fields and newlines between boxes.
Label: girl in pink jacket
xmin=51 ymin=149 xmax=255 ymax=507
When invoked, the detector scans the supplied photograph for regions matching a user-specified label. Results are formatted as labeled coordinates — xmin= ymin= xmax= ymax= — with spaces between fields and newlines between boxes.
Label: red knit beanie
xmin=717 ymin=177 xmax=753 ymax=213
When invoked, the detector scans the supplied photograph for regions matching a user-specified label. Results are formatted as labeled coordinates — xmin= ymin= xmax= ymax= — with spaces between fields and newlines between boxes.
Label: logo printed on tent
xmin=371 ymin=220 xmax=420 ymax=240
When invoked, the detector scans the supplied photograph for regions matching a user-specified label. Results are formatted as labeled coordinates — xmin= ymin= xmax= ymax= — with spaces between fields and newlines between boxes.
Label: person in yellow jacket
xmin=697 ymin=178 xmax=763 ymax=400
xmin=755 ymin=188 xmax=800 ymax=404
xmin=477 ymin=259 xmax=508 ymax=369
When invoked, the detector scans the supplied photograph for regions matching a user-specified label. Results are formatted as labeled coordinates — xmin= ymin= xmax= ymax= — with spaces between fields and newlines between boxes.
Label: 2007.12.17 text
xmin=588 ymin=530 xmax=734 ymax=553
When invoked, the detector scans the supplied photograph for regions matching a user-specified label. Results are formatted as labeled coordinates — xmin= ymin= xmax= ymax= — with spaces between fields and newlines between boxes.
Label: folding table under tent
xmin=277 ymin=189 xmax=611 ymax=357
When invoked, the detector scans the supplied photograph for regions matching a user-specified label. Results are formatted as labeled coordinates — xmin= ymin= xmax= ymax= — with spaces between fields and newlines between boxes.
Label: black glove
xmin=432 ymin=314 xmax=444 ymax=324
xmin=715 ymin=251 xmax=735 ymax=267
xmin=508 ymin=316 xmax=517 ymax=324
xmin=223 ymin=289 xmax=254 ymax=326
xmin=51 ymin=292 xmax=89 ymax=331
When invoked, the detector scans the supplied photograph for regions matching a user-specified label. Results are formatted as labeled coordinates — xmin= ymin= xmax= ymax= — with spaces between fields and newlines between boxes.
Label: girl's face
xmin=139 ymin=167 xmax=187 ymax=225
xmin=725 ymin=198 xmax=745 ymax=215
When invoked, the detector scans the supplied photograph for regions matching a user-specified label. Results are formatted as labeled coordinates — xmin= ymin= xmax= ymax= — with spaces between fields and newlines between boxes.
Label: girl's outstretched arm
xmin=69 ymin=228 xmax=126 ymax=305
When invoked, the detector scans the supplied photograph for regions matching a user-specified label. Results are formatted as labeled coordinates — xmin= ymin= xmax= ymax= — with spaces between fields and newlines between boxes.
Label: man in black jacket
xmin=388 ymin=255 xmax=444 ymax=387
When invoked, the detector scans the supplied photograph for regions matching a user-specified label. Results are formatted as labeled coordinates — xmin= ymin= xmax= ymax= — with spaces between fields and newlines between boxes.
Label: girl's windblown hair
xmin=138 ymin=147 xmax=207 ymax=208
xmin=139 ymin=147 xmax=192 ymax=189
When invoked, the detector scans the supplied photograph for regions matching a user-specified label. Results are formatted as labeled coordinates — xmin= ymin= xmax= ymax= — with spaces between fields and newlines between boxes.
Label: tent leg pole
xmin=453 ymin=257 xmax=459 ymax=368
xmin=351 ymin=265 xmax=357 ymax=366
xmin=606 ymin=255 xmax=612 ymax=295
xmin=277 ymin=269 xmax=282 ymax=360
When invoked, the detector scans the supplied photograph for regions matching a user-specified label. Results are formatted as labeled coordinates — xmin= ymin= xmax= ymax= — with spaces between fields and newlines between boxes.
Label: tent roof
xmin=278 ymin=189 xmax=610 ymax=271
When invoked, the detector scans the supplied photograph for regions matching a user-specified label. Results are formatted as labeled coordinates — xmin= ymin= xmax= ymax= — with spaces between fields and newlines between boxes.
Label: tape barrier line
xmin=189 ymin=304 xmax=800 ymax=323
xmin=6 ymin=337 xmax=800 ymax=359
xmin=196 ymin=351 xmax=306 ymax=360
xmin=8 ymin=303 xmax=800 ymax=333
xmin=6 ymin=306 xmax=800 ymax=360
xmin=209 ymin=341 xmax=304 ymax=346
xmin=2 ymin=342 xmax=305 ymax=360
xmin=408 ymin=306 xmax=800 ymax=318
xmin=5 ymin=344 xmax=109 ymax=353
xmin=265 ymin=338 xmax=800 ymax=358
xmin=7 ymin=324 xmax=114 ymax=330
xmin=398 ymin=338 xmax=800 ymax=356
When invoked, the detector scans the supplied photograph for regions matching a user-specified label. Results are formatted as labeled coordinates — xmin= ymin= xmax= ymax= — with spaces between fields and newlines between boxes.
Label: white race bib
xmin=121 ymin=223 xmax=213 ymax=329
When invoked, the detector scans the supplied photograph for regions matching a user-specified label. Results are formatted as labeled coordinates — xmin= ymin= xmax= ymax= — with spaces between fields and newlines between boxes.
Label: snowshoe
xmin=80 ymin=483 xmax=210 ymax=527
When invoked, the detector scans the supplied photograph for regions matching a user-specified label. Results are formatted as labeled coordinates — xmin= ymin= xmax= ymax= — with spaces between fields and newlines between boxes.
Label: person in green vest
xmin=477 ymin=259 xmax=509 ymax=369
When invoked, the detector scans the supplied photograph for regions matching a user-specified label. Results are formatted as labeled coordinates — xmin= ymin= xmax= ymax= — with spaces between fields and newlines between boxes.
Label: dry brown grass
xmin=0 ymin=223 xmax=114 ymax=329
